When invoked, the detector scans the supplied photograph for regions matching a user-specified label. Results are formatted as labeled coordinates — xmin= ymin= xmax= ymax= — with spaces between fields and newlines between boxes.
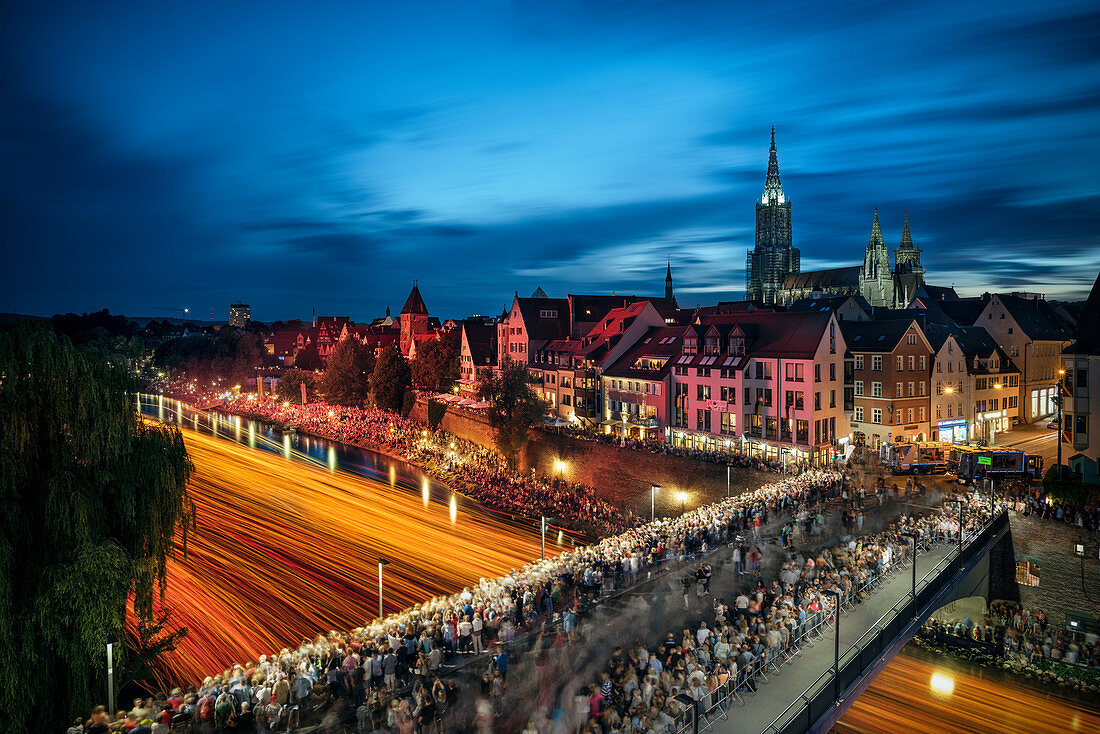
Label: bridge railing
xmin=760 ymin=509 xmax=1009 ymax=734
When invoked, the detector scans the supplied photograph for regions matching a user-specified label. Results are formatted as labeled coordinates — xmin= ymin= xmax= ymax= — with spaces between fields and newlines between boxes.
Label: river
xmin=134 ymin=395 xmax=560 ymax=687
xmin=832 ymin=644 xmax=1100 ymax=734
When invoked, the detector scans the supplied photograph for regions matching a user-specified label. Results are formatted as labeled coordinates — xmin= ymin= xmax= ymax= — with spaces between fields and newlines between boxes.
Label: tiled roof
xmin=1065 ymin=271 xmax=1100 ymax=355
xmin=840 ymin=319 xmax=922 ymax=353
xmin=515 ymin=297 xmax=571 ymax=341
xmin=401 ymin=285 xmax=428 ymax=315
xmin=603 ymin=325 xmax=686 ymax=379
xmin=787 ymin=294 xmax=872 ymax=316
xmin=461 ymin=322 xmax=497 ymax=365
xmin=995 ymin=294 xmax=1075 ymax=341
xmin=781 ymin=266 xmax=861 ymax=291
xmin=693 ymin=311 xmax=833 ymax=359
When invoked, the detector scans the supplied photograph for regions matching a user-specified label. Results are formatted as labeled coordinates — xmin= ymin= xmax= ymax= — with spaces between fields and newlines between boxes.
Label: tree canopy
xmin=153 ymin=328 xmax=267 ymax=385
xmin=411 ymin=329 xmax=460 ymax=392
xmin=0 ymin=324 xmax=194 ymax=732
xmin=318 ymin=338 xmax=374 ymax=406
xmin=372 ymin=345 xmax=412 ymax=413
xmin=478 ymin=359 xmax=547 ymax=468
xmin=276 ymin=368 xmax=318 ymax=404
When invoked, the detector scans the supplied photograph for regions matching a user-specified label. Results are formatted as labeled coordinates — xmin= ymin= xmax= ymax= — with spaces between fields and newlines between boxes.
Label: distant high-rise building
xmin=746 ymin=127 xmax=800 ymax=304
xmin=229 ymin=302 xmax=251 ymax=327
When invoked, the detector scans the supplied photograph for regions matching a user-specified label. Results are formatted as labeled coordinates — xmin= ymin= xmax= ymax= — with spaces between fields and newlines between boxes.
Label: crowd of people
xmin=924 ymin=600 xmax=1100 ymax=672
xmin=120 ymin=382 xmax=1064 ymax=733
xmin=1004 ymin=494 xmax=1100 ymax=532
xmin=568 ymin=490 xmax=1006 ymax=734
xmin=72 ymin=419 xmax=849 ymax=733
xmin=540 ymin=424 xmax=816 ymax=476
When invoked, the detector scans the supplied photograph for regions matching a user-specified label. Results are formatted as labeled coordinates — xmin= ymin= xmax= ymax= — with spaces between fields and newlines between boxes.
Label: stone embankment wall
xmin=428 ymin=403 xmax=769 ymax=517
xmin=1001 ymin=514 xmax=1100 ymax=620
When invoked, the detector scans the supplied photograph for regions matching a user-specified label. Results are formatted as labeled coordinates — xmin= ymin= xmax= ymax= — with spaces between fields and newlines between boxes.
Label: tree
xmin=372 ymin=345 xmax=412 ymax=413
xmin=0 ymin=324 xmax=194 ymax=732
xmin=318 ymin=338 xmax=374 ymax=406
xmin=478 ymin=360 xmax=547 ymax=468
xmin=276 ymin=368 xmax=318 ymax=404
xmin=411 ymin=330 xmax=461 ymax=392
xmin=293 ymin=341 xmax=323 ymax=371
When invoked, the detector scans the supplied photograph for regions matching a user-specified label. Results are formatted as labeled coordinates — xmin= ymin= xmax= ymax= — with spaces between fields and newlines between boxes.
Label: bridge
xmin=706 ymin=510 xmax=1010 ymax=734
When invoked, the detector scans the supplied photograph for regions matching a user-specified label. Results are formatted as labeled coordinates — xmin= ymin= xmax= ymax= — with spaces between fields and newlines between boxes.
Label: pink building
xmin=668 ymin=310 xmax=848 ymax=466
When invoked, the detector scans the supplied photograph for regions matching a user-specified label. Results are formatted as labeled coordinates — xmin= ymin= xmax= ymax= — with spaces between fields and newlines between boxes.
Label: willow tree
xmin=0 ymin=324 xmax=194 ymax=732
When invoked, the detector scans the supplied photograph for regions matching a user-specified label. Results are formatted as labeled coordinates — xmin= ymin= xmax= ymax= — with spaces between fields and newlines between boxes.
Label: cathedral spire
xmin=665 ymin=257 xmax=675 ymax=303
xmin=762 ymin=126 xmax=785 ymax=205
xmin=899 ymin=211 xmax=914 ymax=249
xmin=869 ymin=207 xmax=883 ymax=248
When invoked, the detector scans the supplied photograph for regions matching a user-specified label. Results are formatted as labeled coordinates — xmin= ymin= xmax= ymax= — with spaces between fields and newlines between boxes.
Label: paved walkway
xmin=713 ymin=543 xmax=955 ymax=734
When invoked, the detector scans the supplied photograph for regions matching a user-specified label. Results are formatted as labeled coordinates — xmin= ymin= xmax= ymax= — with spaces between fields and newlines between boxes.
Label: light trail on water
xmin=128 ymin=418 xmax=553 ymax=688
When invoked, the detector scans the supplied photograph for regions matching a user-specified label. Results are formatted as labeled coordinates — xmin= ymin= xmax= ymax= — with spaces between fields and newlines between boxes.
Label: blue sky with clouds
xmin=2 ymin=0 xmax=1098 ymax=321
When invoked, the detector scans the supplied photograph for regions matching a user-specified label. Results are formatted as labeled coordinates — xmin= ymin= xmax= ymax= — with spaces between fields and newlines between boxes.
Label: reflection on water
xmin=833 ymin=644 xmax=1100 ymax=734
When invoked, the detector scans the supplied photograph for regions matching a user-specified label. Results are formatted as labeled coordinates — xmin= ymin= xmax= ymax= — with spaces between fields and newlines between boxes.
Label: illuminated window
xmin=1015 ymin=561 xmax=1040 ymax=587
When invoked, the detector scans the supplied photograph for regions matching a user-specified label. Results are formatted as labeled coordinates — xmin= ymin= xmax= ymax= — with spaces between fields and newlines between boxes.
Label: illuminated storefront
xmin=936 ymin=418 xmax=967 ymax=443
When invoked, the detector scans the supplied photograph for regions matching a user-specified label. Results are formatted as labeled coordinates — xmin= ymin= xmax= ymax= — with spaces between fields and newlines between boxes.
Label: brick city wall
xmin=432 ymin=404 xmax=769 ymax=517
xmin=998 ymin=514 xmax=1100 ymax=620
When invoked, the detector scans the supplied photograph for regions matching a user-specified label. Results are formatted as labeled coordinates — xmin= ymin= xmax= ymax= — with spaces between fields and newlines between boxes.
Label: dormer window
xmin=730 ymin=336 xmax=745 ymax=356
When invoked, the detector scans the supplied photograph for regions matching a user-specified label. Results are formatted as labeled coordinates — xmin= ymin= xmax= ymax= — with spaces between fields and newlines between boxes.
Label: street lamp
xmin=106 ymin=633 xmax=119 ymax=716
xmin=541 ymin=516 xmax=546 ymax=561
xmin=555 ymin=459 xmax=566 ymax=482
xmin=650 ymin=484 xmax=660 ymax=522
xmin=377 ymin=558 xmax=391 ymax=618
xmin=678 ymin=491 xmax=688 ymax=515
xmin=822 ymin=589 xmax=842 ymax=702
xmin=1057 ymin=369 xmax=1065 ymax=479
xmin=726 ymin=463 xmax=733 ymax=499
xmin=901 ymin=532 xmax=918 ymax=604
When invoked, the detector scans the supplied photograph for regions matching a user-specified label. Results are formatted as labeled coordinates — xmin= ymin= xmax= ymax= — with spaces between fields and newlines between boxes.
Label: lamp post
xmin=651 ymin=484 xmax=660 ymax=522
xmin=901 ymin=532 xmax=918 ymax=603
xmin=106 ymin=633 xmax=118 ymax=716
xmin=678 ymin=491 xmax=687 ymax=516
xmin=823 ymin=589 xmax=842 ymax=702
xmin=954 ymin=500 xmax=964 ymax=553
xmin=726 ymin=463 xmax=732 ymax=499
xmin=541 ymin=516 xmax=546 ymax=561
xmin=378 ymin=558 xmax=390 ymax=618
xmin=1057 ymin=369 xmax=1065 ymax=479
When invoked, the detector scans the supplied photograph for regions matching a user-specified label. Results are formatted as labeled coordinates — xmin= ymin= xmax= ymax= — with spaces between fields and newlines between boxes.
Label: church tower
xmin=859 ymin=209 xmax=894 ymax=308
xmin=746 ymin=127 xmax=799 ymax=304
xmin=892 ymin=212 xmax=925 ymax=307
xmin=665 ymin=258 xmax=677 ymax=305
xmin=399 ymin=283 xmax=430 ymax=356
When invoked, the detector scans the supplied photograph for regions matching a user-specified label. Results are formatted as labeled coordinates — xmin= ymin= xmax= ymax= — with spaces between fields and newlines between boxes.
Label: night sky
xmin=2 ymin=1 xmax=1098 ymax=322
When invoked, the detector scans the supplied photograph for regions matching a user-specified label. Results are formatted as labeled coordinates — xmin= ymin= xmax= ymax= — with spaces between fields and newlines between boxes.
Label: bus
xmin=947 ymin=446 xmax=1043 ymax=483
xmin=882 ymin=441 xmax=952 ymax=474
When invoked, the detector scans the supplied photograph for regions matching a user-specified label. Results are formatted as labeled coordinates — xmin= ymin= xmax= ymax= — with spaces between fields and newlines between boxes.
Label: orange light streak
xmin=129 ymin=426 xmax=553 ymax=688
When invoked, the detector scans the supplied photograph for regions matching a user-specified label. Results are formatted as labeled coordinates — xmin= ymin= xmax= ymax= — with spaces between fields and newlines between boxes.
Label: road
xmin=832 ymin=645 xmax=1100 ymax=734
xmin=993 ymin=422 xmax=1059 ymax=466
xmin=128 ymin=417 xmax=551 ymax=688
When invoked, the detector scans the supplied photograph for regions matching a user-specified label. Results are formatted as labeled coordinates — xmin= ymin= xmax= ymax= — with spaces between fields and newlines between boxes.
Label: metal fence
xmin=759 ymin=510 xmax=1009 ymax=734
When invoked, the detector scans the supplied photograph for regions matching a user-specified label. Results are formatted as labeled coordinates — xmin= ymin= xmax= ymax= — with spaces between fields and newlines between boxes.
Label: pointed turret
xmin=401 ymin=284 xmax=428 ymax=315
xmin=665 ymin=258 xmax=675 ymax=303
xmin=859 ymin=207 xmax=893 ymax=307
